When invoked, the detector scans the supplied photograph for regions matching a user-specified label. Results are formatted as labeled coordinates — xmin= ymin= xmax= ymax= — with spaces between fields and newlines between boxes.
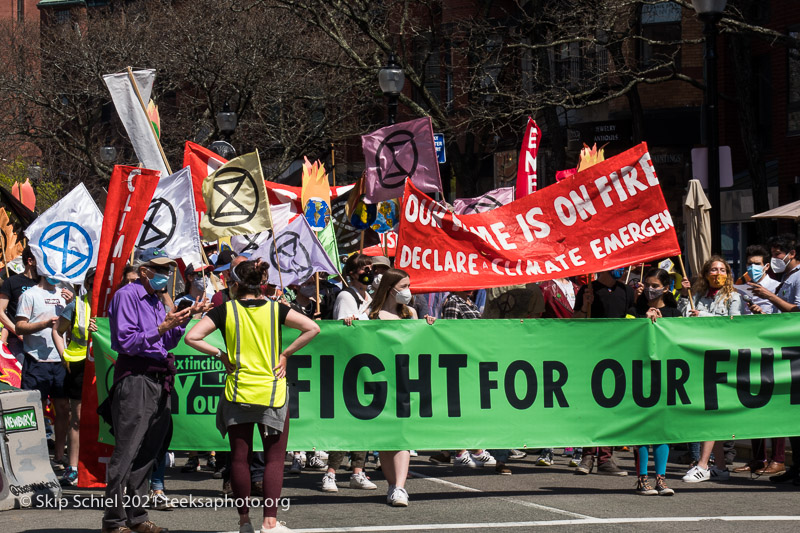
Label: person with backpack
xmin=320 ymin=253 xmax=378 ymax=493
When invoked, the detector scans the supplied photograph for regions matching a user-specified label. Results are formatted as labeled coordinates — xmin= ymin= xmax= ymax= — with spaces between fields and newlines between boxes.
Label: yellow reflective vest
xmin=63 ymin=296 xmax=91 ymax=363
xmin=223 ymin=300 xmax=285 ymax=407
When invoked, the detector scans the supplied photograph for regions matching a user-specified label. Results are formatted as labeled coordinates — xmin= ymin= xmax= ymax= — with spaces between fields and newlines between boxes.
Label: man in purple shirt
xmin=102 ymin=248 xmax=211 ymax=533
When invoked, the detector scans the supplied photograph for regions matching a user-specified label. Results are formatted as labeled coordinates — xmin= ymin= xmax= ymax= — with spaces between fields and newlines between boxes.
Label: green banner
xmin=92 ymin=314 xmax=800 ymax=451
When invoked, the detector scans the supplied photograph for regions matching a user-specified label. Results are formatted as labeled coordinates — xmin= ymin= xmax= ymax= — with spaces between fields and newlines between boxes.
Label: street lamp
xmin=692 ymin=0 xmax=726 ymax=255
xmin=378 ymin=54 xmax=405 ymax=125
xmin=216 ymin=101 xmax=238 ymax=142
xmin=99 ymin=143 xmax=117 ymax=164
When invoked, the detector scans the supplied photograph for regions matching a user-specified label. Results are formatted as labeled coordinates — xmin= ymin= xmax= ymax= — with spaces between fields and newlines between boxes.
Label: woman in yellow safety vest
xmin=186 ymin=260 xmax=319 ymax=533
xmin=52 ymin=266 xmax=97 ymax=487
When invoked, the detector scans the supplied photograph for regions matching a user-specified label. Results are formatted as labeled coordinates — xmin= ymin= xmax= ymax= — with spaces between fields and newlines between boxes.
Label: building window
xmin=17 ymin=0 xmax=24 ymax=22
xmin=640 ymin=2 xmax=682 ymax=71
xmin=55 ymin=9 xmax=72 ymax=25
xmin=787 ymin=30 xmax=800 ymax=135
xmin=412 ymin=32 xmax=441 ymax=109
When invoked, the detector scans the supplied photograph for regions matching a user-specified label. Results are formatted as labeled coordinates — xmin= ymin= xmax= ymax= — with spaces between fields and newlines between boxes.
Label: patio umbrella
xmin=683 ymin=179 xmax=712 ymax=277
xmin=752 ymin=198 xmax=800 ymax=220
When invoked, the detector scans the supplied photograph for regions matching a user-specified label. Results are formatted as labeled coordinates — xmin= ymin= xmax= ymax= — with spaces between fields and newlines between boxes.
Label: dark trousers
xmin=584 ymin=447 xmax=613 ymax=465
xmin=102 ymin=374 xmax=171 ymax=529
xmin=328 ymin=451 xmax=366 ymax=471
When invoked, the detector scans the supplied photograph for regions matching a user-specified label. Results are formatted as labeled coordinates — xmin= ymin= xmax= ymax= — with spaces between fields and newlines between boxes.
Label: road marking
xmin=220 ymin=516 xmax=800 ymax=532
xmin=408 ymin=469 xmax=591 ymax=519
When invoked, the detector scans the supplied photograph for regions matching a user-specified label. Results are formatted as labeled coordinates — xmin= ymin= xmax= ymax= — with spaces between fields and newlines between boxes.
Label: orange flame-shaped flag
xmin=0 ymin=208 xmax=24 ymax=268
xmin=12 ymin=178 xmax=35 ymax=212
xmin=301 ymin=156 xmax=330 ymax=209
xmin=577 ymin=143 xmax=606 ymax=172
xmin=147 ymin=99 xmax=161 ymax=139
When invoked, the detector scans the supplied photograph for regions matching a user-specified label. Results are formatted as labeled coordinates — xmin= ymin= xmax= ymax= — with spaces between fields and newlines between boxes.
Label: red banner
xmin=396 ymin=143 xmax=680 ymax=293
xmin=515 ymin=117 xmax=541 ymax=198
xmin=79 ymin=165 xmax=159 ymax=488
xmin=183 ymin=141 xmax=227 ymax=214
xmin=362 ymin=231 xmax=398 ymax=257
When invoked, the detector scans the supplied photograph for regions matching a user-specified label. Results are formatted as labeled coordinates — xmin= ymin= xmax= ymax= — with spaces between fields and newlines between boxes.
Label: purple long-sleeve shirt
xmin=108 ymin=280 xmax=185 ymax=390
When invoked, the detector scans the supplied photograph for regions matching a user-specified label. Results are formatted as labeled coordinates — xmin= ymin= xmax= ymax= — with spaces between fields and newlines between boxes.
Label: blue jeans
xmin=150 ymin=453 xmax=167 ymax=491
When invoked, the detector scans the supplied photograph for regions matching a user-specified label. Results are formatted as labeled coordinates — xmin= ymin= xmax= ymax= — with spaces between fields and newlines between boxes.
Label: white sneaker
xmin=315 ymin=450 xmax=329 ymax=461
xmin=472 ymin=451 xmax=496 ymax=466
xmin=263 ymin=522 xmax=294 ymax=532
xmin=710 ymin=467 xmax=730 ymax=481
xmin=509 ymin=449 xmax=527 ymax=460
xmin=321 ymin=472 xmax=338 ymax=492
xmin=389 ymin=487 xmax=409 ymax=507
xmin=454 ymin=452 xmax=477 ymax=468
xmin=682 ymin=465 xmax=710 ymax=483
xmin=307 ymin=455 xmax=328 ymax=470
xmin=409 ymin=450 xmax=418 ymax=457
xmin=349 ymin=472 xmax=377 ymax=490
xmin=386 ymin=484 xmax=396 ymax=503
xmin=289 ymin=455 xmax=303 ymax=474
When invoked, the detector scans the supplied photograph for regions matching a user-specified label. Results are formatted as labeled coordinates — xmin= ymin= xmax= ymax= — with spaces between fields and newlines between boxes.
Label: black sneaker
xmin=206 ymin=456 xmax=217 ymax=470
xmin=181 ymin=456 xmax=200 ymax=472
xmin=771 ymin=466 xmax=799 ymax=483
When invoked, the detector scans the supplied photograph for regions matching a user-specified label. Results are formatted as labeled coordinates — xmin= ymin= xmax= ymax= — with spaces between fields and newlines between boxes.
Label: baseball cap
xmin=371 ymin=256 xmax=391 ymax=269
xmin=214 ymin=249 xmax=238 ymax=272
xmin=184 ymin=263 xmax=213 ymax=277
xmin=135 ymin=248 xmax=177 ymax=268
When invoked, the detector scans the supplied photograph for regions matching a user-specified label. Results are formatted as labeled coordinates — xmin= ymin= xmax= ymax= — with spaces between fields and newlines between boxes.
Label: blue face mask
xmin=149 ymin=273 xmax=170 ymax=291
xmin=45 ymin=276 xmax=60 ymax=286
xmin=609 ymin=268 xmax=625 ymax=279
xmin=747 ymin=264 xmax=764 ymax=282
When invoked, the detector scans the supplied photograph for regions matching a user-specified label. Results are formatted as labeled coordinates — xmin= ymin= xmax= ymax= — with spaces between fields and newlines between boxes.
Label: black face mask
xmin=357 ymin=268 xmax=374 ymax=285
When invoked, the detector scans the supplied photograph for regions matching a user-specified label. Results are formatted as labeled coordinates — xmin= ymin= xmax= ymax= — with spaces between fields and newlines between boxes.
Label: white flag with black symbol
xmin=24 ymin=183 xmax=103 ymax=284
xmin=135 ymin=167 xmax=202 ymax=266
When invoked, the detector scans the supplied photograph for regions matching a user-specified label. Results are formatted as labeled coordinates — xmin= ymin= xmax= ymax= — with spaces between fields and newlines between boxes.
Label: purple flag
xmin=452 ymin=186 xmax=515 ymax=215
xmin=362 ymin=117 xmax=442 ymax=204
xmin=250 ymin=216 xmax=340 ymax=287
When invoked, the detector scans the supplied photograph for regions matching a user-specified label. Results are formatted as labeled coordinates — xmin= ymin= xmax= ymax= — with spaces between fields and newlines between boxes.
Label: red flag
xmin=0 ymin=342 xmax=21 ymax=388
xmin=397 ymin=143 xmax=680 ymax=293
xmin=79 ymin=165 xmax=159 ymax=488
xmin=183 ymin=141 xmax=227 ymax=215
xmin=515 ymin=117 xmax=542 ymax=198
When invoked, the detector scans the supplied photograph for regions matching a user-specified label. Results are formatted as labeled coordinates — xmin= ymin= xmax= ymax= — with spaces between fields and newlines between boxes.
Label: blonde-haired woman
xmin=678 ymin=255 xmax=741 ymax=484
xmin=367 ymin=268 xmax=434 ymax=507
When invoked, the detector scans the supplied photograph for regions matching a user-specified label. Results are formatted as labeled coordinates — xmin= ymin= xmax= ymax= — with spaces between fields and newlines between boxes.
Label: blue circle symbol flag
xmin=38 ymin=221 xmax=93 ymax=279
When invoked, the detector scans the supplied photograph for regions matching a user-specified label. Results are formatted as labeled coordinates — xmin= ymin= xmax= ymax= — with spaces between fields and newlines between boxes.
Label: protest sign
xmin=80 ymin=165 xmax=159 ymax=488
xmin=249 ymin=216 xmax=340 ymax=287
xmin=362 ymin=117 xmax=442 ymax=204
xmin=93 ymin=313 xmax=800 ymax=450
xmin=25 ymin=183 xmax=102 ymax=284
xmin=200 ymin=151 xmax=273 ymax=240
xmin=103 ymin=69 xmax=169 ymax=177
xmin=136 ymin=167 xmax=202 ymax=266
xmin=453 ymin=187 xmax=515 ymax=215
xmin=396 ymin=143 xmax=681 ymax=292
xmin=515 ymin=117 xmax=541 ymax=198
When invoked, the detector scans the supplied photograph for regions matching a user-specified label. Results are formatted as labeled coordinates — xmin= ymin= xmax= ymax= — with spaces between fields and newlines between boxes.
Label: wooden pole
xmin=125 ymin=67 xmax=172 ymax=175
xmin=330 ymin=143 xmax=336 ymax=185
xmin=170 ymin=269 xmax=177 ymax=300
xmin=1 ymin=242 xmax=9 ymax=279
xmin=639 ymin=263 xmax=645 ymax=284
xmin=359 ymin=231 xmax=365 ymax=254
xmin=677 ymin=254 xmax=696 ymax=311
xmin=314 ymin=272 xmax=321 ymax=316
xmin=624 ymin=265 xmax=632 ymax=285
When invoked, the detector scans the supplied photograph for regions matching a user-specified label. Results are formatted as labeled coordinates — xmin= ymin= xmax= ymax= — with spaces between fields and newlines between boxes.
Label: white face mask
xmin=191 ymin=277 xmax=208 ymax=292
xmin=371 ymin=273 xmax=383 ymax=289
xmin=771 ymin=256 xmax=789 ymax=274
xmin=394 ymin=287 xmax=412 ymax=305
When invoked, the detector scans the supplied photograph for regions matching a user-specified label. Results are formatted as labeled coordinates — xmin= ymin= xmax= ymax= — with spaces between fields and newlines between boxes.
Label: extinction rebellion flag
xmin=24 ymin=183 xmax=103 ymax=284
xmin=200 ymin=151 xmax=273 ymax=240
xmin=396 ymin=143 xmax=681 ymax=292
xmin=362 ymin=117 xmax=442 ymax=204
xmin=136 ymin=167 xmax=203 ymax=267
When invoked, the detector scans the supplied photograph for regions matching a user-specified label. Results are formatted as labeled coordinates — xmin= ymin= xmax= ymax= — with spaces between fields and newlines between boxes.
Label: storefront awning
xmin=752 ymin=199 xmax=800 ymax=220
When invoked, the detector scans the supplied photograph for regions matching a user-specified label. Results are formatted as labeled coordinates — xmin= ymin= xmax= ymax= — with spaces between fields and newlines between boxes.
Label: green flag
xmin=318 ymin=221 xmax=341 ymax=273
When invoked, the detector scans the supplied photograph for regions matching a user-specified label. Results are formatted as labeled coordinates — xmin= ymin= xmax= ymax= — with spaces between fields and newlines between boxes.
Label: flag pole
xmin=330 ymin=143 xmax=336 ymax=185
xmin=1 ymin=239 xmax=9 ymax=279
xmin=677 ymin=254 xmax=696 ymax=311
xmin=314 ymin=272 xmax=321 ymax=316
xmin=125 ymin=67 xmax=172 ymax=175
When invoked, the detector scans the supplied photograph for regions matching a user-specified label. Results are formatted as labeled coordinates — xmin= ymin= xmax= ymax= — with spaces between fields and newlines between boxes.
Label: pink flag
xmin=362 ymin=117 xmax=442 ymax=204
xmin=515 ymin=117 xmax=542 ymax=198
xmin=452 ymin=186 xmax=515 ymax=215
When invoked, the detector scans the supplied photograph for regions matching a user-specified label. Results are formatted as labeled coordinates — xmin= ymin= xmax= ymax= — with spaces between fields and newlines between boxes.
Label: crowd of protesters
xmin=2 ymin=232 xmax=800 ymax=532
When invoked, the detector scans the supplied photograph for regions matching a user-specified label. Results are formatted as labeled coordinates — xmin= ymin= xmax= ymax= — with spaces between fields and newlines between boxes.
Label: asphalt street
xmin=3 ymin=450 xmax=800 ymax=533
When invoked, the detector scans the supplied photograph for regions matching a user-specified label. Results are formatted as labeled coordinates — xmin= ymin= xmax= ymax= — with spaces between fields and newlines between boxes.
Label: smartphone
xmin=176 ymin=300 xmax=193 ymax=312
